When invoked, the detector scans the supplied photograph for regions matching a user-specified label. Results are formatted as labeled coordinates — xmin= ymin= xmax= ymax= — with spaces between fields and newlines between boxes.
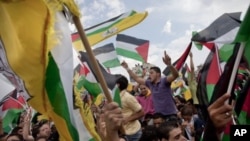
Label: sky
xmin=73 ymin=0 xmax=250 ymax=78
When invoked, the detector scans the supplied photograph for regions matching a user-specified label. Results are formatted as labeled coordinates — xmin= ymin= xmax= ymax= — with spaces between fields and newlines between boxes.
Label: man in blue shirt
xmin=121 ymin=51 xmax=179 ymax=120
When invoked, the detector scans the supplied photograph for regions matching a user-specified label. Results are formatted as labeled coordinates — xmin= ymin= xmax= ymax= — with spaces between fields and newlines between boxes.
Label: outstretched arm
xmin=121 ymin=61 xmax=145 ymax=85
xmin=22 ymin=108 xmax=34 ymax=141
xmin=162 ymin=51 xmax=179 ymax=83
xmin=189 ymin=52 xmax=195 ymax=80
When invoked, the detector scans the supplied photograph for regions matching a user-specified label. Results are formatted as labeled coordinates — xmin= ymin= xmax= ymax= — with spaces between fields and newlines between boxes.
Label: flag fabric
xmin=0 ymin=1 xmax=83 ymax=140
xmin=0 ymin=73 xmax=15 ymax=99
xmin=77 ymin=51 xmax=122 ymax=106
xmin=201 ymin=45 xmax=240 ymax=141
xmin=163 ymin=42 xmax=192 ymax=76
xmin=0 ymin=90 xmax=26 ymax=133
xmin=45 ymin=12 xmax=81 ymax=141
xmin=93 ymin=43 xmax=120 ymax=68
xmin=116 ymin=34 xmax=150 ymax=62
xmin=195 ymin=44 xmax=222 ymax=123
xmin=192 ymin=12 xmax=241 ymax=43
xmin=194 ymin=7 xmax=250 ymax=141
xmin=72 ymin=51 xmax=123 ymax=141
xmin=71 ymin=10 xmax=148 ymax=51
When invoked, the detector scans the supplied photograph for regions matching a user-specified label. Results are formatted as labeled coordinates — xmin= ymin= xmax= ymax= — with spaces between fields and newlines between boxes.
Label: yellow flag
xmin=72 ymin=10 xmax=148 ymax=51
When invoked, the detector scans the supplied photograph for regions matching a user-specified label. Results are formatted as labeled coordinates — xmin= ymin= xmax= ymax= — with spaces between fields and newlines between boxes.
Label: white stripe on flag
xmin=116 ymin=41 xmax=138 ymax=52
xmin=213 ymin=27 xmax=239 ymax=43
xmin=51 ymin=11 xmax=77 ymax=131
xmin=95 ymin=50 xmax=118 ymax=63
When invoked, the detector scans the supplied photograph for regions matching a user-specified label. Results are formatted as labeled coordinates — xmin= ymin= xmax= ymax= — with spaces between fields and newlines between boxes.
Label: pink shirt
xmin=136 ymin=93 xmax=155 ymax=116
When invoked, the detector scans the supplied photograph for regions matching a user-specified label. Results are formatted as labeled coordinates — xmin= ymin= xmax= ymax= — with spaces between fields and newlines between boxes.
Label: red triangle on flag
xmin=2 ymin=97 xmax=24 ymax=111
xmin=79 ymin=63 xmax=90 ymax=76
xmin=206 ymin=47 xmax=221 ymax=84
xmin=71 ymin=33 xmax=80 ymax=42
xmin=135 ymin=42 xmax=149 ymax=62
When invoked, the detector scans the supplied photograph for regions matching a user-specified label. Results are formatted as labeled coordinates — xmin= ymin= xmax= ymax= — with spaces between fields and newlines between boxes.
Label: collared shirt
xmin=136 ymin=91 xmax=155 ymax=116
xmin=146 ymin=77 xmax=177 ymax=116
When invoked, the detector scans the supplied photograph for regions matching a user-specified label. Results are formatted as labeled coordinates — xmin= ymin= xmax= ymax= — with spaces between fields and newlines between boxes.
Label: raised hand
xmin=189 ymin=52 xmax=193 ymax=58
xmin=162 ymin=51 xmax=172 ymax=66
xmin=121 ymin=61 xmax=129 ymax=69
xmin=208 ymin=93 xmax=233 ymax=132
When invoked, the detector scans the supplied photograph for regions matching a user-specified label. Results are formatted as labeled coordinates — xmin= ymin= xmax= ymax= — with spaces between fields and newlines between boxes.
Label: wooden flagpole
xmin=72 ymin=15 xmax=126 ymax=136
xmin=72 ymin=16 xmax=113 ymax=103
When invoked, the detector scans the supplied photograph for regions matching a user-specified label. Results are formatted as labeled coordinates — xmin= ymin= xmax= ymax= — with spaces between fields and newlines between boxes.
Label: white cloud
xmin=162 ymin=20 xmax=172 ymax=34
xmin=145 ymin=7 xmax=155 ymax=14
xmin=76 ymin=0 xmax=126 ymax=29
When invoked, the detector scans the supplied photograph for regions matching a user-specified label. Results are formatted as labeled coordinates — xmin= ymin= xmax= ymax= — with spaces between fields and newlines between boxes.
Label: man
xmin=158 ymin=121 xmax=187 ymax=141
xmin=152 ymin=113 xmax=165 ymax=128
xmin=116 ymin=76 xmax=144 ymax=141
xmin=136 ymin=84 xmax=155 ymax=121
xmin=121 ymin=51 xmax=179 ymax=120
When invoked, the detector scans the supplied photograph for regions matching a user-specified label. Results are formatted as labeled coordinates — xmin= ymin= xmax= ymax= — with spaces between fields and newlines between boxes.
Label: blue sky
xmin=74 ymin=0 xmax=249 ymax=77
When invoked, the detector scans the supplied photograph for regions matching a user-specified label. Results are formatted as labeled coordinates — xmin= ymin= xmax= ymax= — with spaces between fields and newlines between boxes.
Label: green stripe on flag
xmin=2 ymin=109 xmax=23 ymax=133
xmin=102 ymin=59 xmax=121 ymax=68
xmin=113 ymin=86 xmax=122 ymax=107
xmin=116 ymin=47 xmax=144 ymax=62
xmin=76 ymin=76 xmax=102 ymax=99
xmin=219 ymin=44 xmax=234 ymax=62
xmin=46 ymin=53 xmax=79 ymax=141
xmin=206 ymin=84 xmax=215 ymax=102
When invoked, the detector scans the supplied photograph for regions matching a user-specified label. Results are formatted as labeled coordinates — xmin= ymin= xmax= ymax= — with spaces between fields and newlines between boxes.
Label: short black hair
xmin=116 ymin=75 xmax=128 ymax=91
xmin=150 ymin=66 xmax=161 ymax=74
xmin=11 ymin=126 xmax=22 ymax=134
xmin=139 ymin=125 xmax=159 ymax=141
xmin=158 ymin=121 xmax=180 ymax=140
xmin=152 ymin=113 xmax=165 ymax=120
xmin=6 ymin=133 xmax=23 ymax=141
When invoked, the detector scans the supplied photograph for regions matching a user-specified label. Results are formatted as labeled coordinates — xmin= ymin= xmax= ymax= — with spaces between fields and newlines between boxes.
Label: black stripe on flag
xmin=93 ymin=43 xmax=115 ymax=55
xmin=116 ymin=34 xmax=149 ymax=46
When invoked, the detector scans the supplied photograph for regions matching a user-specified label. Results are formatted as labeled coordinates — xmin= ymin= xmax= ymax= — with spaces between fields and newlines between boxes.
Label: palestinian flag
xmin=163 ymin=42 xmax=192 ymax=76
xmin=195 ymin=44 xmax=222 ymax=123
xmin=0 ymin=90 xmax=26 ymax=133
xmin=116 ymin=34 xmax=150 ymax=62
xmin=71 ymin=10 xmax=148 ymax=52
xmin=76 ymin=51 xmax=122 ymax=107
xmin=192 ymin=12 xmax=241 ymax=43
xmin=93 ymin=43 xmax=120 ymax=68
xmin=197 ymin=6 xmax=250 ymax=141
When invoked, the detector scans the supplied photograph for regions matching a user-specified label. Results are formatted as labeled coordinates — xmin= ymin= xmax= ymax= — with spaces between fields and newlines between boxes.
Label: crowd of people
xmin=0 ymin=51 xmax=249 ymax=141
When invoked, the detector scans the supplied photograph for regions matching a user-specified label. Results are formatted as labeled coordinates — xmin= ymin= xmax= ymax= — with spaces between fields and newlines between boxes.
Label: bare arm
xmin=162 ymin=51 xmax=179 ymax=83
xmin=189 ymin=52 xmax=195 ymax=80
xmin=124 ymin=109 xmax=144 ymax=124
xmin=121 ymin=61 xmax=145 ymax=85
xmin=22 ymin=109 xmax=34 ymax=141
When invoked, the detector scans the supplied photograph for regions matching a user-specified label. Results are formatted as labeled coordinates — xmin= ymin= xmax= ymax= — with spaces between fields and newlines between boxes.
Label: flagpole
xmin=226 ymin=43 xmax=245 ymax=97
xmin=72 ymin=16 xmax=113 ymax=103
xmin=225 ymin=43 xmax=245 ymax=127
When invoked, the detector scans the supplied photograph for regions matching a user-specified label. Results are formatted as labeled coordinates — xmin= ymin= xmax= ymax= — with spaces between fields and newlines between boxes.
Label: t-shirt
xmin=145 ymin=77 xmax=177 ymax=116
xmin=136 ymin=92 xmax=155 ymax=116
xmin=120 ymin=90 xmax=142 ymax=135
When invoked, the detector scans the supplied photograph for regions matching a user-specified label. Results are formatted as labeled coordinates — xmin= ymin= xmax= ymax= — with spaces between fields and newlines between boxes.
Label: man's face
xmin=149 ymin=69 xmax=158 ymax=83
xmin=38 ymin=123 xmax=51 ymax=138
xmin=153 ymin=118 xmax=164 ymax=128
xmin=162 ymin=128 xmax=187 ymax=141
xmin=139 ymin=85 xmax=148 ymax=96
xmin=182 ymin=115 xmax=192 ymax=123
